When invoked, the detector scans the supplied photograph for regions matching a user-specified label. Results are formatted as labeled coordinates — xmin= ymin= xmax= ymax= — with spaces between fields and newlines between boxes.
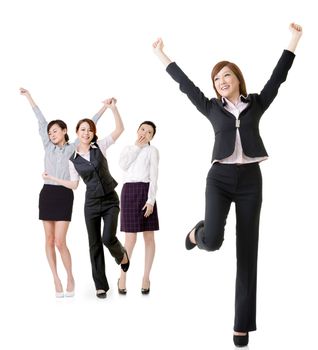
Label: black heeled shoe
xmin=141 ymin=281 xmax=150 ymax=295
xmin=121 ymin=250 xmax=130 ymax=272
xmin=117 ymin=279 xmax=127 ymax=295
xmin=185 ymin=220 xmax=204 ymax=250
xmin=96 ymin=290 xmax=107 ymax=299
xmin=233 ymin=333 xmax=249 ymax=347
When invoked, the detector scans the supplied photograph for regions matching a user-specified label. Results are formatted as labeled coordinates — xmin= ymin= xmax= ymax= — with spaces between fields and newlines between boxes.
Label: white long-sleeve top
xmin=119 ymin=144 xmax=159 ymax=206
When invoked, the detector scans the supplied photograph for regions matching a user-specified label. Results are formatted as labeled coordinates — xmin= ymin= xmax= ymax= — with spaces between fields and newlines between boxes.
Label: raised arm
xmin=103 ymin=98 xmax=124 ymax=142
xmin=91 ymin=100 xmax=109 ymax=125
xmin=152 ymin=38 xmax=172 ymax=67
xmin=152 ymin=38 xmax=211 ymax=117
xmin=20 ymin=87 xmax=37 ymax=108
xmin=287 ymin=23 xmax=302 ymax=53
xmin=20 ymin=87 xmax=50 ymax=147
xmin=258 ymin=23 xmax=302 ymax=110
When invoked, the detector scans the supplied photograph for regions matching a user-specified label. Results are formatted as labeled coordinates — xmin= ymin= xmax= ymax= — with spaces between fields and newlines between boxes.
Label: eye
xmin=214 ymin=77 xmax=219 ymax=82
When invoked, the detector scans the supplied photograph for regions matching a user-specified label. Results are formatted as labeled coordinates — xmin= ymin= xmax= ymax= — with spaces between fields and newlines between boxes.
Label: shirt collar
xmin=73 ymin=143 xmax=97 ymax=158
xmin=222 ymin=95 xmax=249 ymax=106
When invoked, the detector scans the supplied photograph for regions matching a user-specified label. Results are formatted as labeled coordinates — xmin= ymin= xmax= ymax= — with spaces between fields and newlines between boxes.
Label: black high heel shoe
xmin=117 ymin=279 xmax=127 ymax=295
xmin=141 ymin=281 xmax=150 ymax=295
xmin=121 ymin=250 xmax=130 ymax=272
xmin=96 ymin=289 xmax=107 ymax=299
xmin=233 ymin=332 xmax=249 ymax=347
xmin=185 ymin=220 xmax=204 ymax=250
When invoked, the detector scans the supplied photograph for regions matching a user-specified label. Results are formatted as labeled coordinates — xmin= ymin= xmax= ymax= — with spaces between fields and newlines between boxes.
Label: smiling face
xmin=77 ymin=121 xmax=94 ymax=145
xmin=211 ymin=61 xmax=247 ymax=102
xmin=213 ymin=66 xmax=240 ymax=103
xmin=48 ymin=124 xmax=67 ymax=146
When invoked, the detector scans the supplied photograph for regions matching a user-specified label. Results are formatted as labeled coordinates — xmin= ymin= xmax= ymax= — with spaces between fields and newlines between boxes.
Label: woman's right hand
xmin=19 ymin=87 xmax=30 ymax=96
xmin=135 ymin=135 xmax=148 ymax=147
xmin=42 ymin=171 xmax=51 ymax=181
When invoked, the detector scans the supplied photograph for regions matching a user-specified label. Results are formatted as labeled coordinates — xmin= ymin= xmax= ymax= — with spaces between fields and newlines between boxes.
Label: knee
xmin=102 ymin=234 xmax=116 ymax=248
xmin=126 ymin=233 xmax=137 ymax=246
xmin=55 ymin=238 xmax=66 ymax=251
xmin=46 ymin=236 xmax=55 ymax=248
xmin=201 ymin=236 xmax=223 ymax=252
xmin=143 ymin=232 xmax=154 ymax=245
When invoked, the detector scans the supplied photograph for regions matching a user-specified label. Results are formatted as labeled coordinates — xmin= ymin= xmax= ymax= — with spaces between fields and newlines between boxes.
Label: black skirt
xmin=120 ymin=182 xmax=159 ymax=233
xmin=39 ymin=184 xmax=74 ymax=221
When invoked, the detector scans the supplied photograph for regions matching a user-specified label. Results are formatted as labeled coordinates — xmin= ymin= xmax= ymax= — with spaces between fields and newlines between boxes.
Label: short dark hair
xmin=138 ymin=121 xmax=157 ymax=137
xmin=211 ymin=61 xmax=247 ymax=99
xmin=75 ymin=118 xmax=98 ymax=143
xmin=47 ymin=120 xmax=69 ymax=142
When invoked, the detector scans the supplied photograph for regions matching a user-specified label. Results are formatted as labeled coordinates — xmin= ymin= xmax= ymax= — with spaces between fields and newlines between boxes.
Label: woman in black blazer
xmin=153 ymin=23 xmax=302 ymax=347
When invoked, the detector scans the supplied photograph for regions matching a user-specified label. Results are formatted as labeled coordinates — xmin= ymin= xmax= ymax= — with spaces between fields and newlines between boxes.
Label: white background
xmin=0 ymin=0 xmax=317 ymax=349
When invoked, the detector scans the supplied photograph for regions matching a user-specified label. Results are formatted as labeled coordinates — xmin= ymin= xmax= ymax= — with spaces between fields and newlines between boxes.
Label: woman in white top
xmin=118 ymin=121 xmax=159 ymax=295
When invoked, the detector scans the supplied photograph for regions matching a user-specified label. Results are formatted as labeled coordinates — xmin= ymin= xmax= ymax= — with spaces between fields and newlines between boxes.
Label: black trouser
xmin=196 ymin=162 xmax=262 ymax=332
xmin=84 ymin=190 xmax=125 ymax=291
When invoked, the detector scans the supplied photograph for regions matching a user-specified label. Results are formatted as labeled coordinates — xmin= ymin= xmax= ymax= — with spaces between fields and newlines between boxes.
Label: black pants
xmin=84 ymin=190 xmax=125 ymax=291
xmin=196 ymin=162 xmax=262 ymax=332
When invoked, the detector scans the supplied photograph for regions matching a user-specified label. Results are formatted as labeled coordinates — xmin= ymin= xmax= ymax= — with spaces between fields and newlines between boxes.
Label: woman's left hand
xmin=142 ymin=203 xmax=154 ymax=217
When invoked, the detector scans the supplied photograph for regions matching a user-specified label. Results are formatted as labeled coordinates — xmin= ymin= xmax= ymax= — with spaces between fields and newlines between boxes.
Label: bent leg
xmin=196 ymin=164 xmax=232 ymax=251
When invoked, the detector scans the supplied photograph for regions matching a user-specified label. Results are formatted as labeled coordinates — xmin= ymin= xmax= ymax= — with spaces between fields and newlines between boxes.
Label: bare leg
xmin=189 ymin=229 xmax=196 ymax=244
xmin=142 ymin=231 xmax=155 ymax=289
xmin=118 ymin=232 xmax=137 ymax=290
xmin=54 ymin=221 xmax=75 ymax=293
xmin=43 ymin=221 xmax=63 ymax=293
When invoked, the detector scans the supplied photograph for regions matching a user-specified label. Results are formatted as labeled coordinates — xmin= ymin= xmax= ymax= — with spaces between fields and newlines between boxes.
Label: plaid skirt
xmin=120 ymin=182 xmax=159 ymax=232
xmin=39 ymin=184 xmax=74 ymax=221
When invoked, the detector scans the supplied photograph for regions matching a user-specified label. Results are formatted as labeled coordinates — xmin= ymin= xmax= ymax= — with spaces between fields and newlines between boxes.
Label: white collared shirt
xmin=119 ymin=144 xmax=159 ymax=206
xmin=216 ymin=97 xmax=268 ymax=164
xmin=69 ymin=135 xmax=114 ymax=181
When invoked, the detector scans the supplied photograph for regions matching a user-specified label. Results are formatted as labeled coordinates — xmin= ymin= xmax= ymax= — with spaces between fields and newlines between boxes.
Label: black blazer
xmin=166 ymin=50 xmax=295 ymax=162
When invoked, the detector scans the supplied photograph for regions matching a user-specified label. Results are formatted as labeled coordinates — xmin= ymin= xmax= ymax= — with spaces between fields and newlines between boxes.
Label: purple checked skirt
xmin=120 ymin=182 xmax=159 ymax=233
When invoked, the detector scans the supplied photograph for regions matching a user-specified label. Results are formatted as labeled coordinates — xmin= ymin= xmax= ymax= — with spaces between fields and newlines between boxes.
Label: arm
xmin=20 ymin=87 xmax=37 ymax=108
xmin=42 ymin=172 xmax=79 ymax=190
xmin=152 ymin=38 xmax=172 ymax=67
xmin=259 ymin=23 xmax=302 ymax=110
xmin=91 ymin=101 xmax=108 ymax=125
xmin=20 ymin=87 xmax=50 ymax=147
xmin=119 ymin=145 xmax=141 ymax=171
xmin=152 ymin=38 xmax=211 ymax=117
xmin=287 ymin=23 xmax=302 ymax=53
xmin=142 ymin=147 xmax=159 ymax=217
xmin=103 ymin=98 xmax=124 ymax=142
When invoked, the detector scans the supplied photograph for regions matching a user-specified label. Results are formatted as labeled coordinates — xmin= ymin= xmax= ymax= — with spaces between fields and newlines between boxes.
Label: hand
xmin=102 ymin=97 xmax=117 ymax=109
xmin=20 ymin=87 xmax=30 ymax=96
xmin=152 ymin=38 xmax=164 ymax=53
xmin=142 ymin=203 xmax=154 ymax=218
xmin=289 ymin=23 xmax=302 ymax=39
xmin=42 ymin=171 xmax=51 ymax=180
xmin=135 ymin=134 xmax=149 ymax=147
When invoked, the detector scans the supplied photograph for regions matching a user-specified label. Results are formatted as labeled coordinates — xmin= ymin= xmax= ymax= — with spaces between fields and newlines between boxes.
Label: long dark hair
xmin=47 ymin=120 xmax=69 ymax=142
